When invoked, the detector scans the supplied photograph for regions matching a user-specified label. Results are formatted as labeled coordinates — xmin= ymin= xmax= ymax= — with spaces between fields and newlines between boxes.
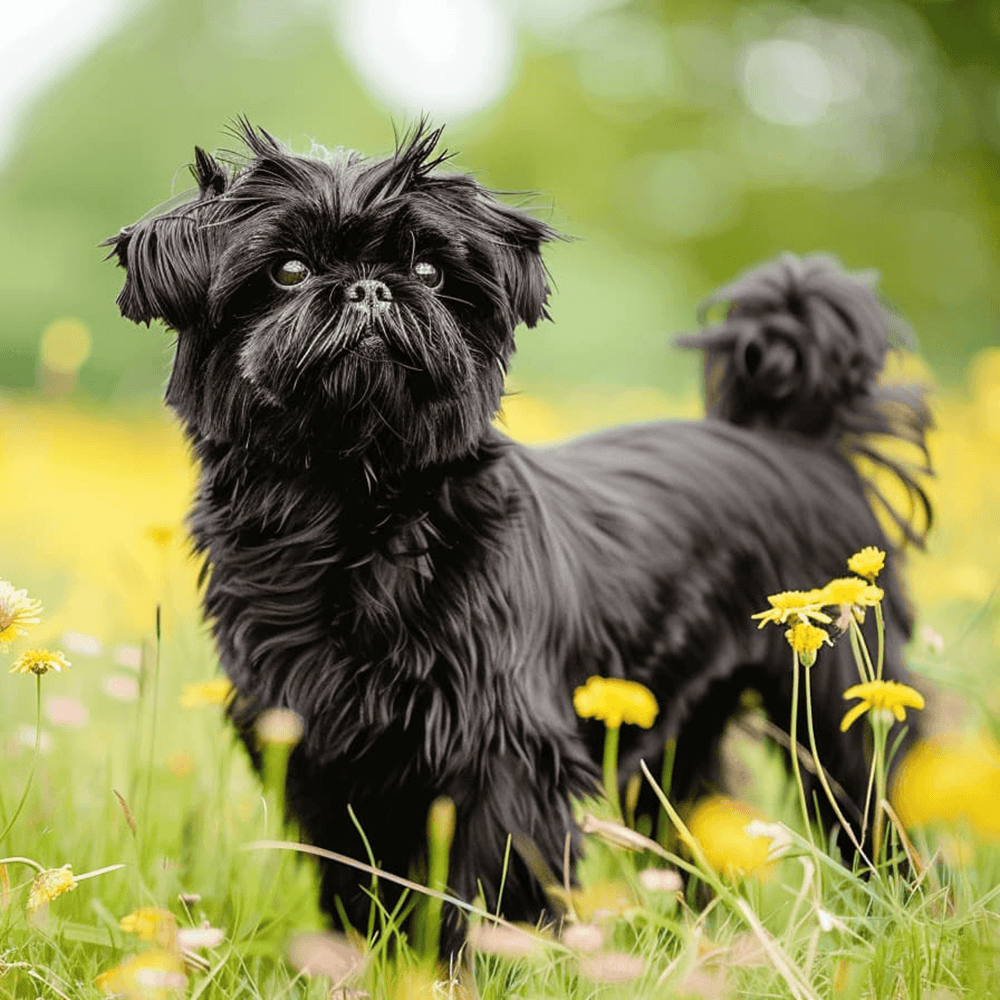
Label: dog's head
xmin=106 ymin=121 xmax=557 ymax=468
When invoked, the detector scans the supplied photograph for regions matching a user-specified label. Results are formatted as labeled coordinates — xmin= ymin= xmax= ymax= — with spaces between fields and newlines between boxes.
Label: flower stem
xmin=848 ymin=619 xmax=876 ymax=683
xmin=804 ymin=664 xmax=868 ymax=860
xmin=656 ymin=737 xmax=676 ymax=848
xmin=0 ymin=676 xmax=42 ymax=845
xmin=602 ymin=724 xmax=622 ymax=819
xmin=0 ymin=856 xmax=44 ymax=872
xmin=874 ymin=601 xmax=885 ymax=681
xmin=789 ymin=654 xmax=812 ymax=836
xmin=142 ymin=604 xmax=162 ymax=838
xmin=871 ymin=714 xmax=888 ymax=867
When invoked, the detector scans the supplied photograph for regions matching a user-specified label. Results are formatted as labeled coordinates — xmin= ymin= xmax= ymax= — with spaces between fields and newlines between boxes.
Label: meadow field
xmin=0 ymin=348 xmax=998 ymax=999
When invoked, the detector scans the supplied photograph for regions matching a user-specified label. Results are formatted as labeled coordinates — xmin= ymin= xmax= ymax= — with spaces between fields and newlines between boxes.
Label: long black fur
xmin=107 ymin=122 xmax=932 ymax=954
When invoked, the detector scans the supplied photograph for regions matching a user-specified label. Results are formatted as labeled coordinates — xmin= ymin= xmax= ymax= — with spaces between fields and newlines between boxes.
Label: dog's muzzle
xmin=345 ymin=280 xmax=393 ymax=357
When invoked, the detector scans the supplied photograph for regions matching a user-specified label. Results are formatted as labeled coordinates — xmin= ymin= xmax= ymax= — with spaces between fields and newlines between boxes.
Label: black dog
xmin=107 ymin=122 xmax=931 ymax=951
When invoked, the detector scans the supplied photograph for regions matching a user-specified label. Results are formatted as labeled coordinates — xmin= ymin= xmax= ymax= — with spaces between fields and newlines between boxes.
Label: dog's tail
xmin=678 ymin=253 xmax=932 ymax=546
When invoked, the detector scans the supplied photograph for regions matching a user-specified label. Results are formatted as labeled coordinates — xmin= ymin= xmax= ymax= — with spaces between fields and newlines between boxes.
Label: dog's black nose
xmin=345 ymin=279 xmax=392 ymax=310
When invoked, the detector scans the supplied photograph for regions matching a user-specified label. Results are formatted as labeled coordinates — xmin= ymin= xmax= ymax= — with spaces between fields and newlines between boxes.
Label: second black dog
xmin=107 ymin=122 xmax=931 ymax=951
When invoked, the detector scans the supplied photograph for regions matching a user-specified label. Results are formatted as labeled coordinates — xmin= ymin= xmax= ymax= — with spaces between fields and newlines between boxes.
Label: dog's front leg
xmin=441 ymin=752 xmax=586 ymax=951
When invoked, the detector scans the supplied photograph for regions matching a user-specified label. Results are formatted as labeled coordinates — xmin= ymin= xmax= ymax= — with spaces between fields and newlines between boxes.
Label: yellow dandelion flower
xmin=847 ymin=546 xmax=885 ymax=582
xmin=27 ymin=865 xmax=77 ymax=911
xmin=783 ymin=621 xmax=832 ymax=667
xmin=119 ymin=906 xmax=178 ymax=946
xmin=751 ymin=589 xmax=831 ymax=629
xmin=892 ymin=734 xmax=1000 ymax=840
xmin=563 ymin=878 xmax=636 ymax=922
xmin=686 ymin=796 xmax=773 ymax=880
xmin=572 ymin=676 xmax=659 ymax=729
xmin=180 ymin=678 xmax=234 ymax=708
xmin=820 ymin=577 xmax=884 ymax=609
xmin=0 ymin=581 xmax=43 ymax=650
xmin=822 ymin=577 xmax=883 ymax=629
xmin=95 ymin=949 xmax=187 ymax=997
xmin=168 ymin=752 xmax=194 ymax=778
xmin=10 ymin=649 xmax=71 ymax=676
xmin=840 ymin=680 xmax=925 ymax=732
xmin=145 ymin=525 xmax=176 ymax=548
xmin=390 ymin=965 xmax=445 ymax=1000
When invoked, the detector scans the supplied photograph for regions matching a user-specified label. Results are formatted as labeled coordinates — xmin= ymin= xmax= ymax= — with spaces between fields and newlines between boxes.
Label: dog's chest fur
xmin=188 ymin=433 xmax=598 ymax=791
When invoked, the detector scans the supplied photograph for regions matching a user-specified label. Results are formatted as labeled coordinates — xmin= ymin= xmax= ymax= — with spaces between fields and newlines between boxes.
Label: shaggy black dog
xmin=107 ymin=122 xmax=931 ymax=952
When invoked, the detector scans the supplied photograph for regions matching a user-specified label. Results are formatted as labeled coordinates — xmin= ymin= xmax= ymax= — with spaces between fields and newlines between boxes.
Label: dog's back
xmin=499 ymin=253 xmax=932 ymax=837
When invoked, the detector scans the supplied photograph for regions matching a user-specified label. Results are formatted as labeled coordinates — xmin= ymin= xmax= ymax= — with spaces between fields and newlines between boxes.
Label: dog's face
xmin=107 ymin=123 xmax=557 ymax=467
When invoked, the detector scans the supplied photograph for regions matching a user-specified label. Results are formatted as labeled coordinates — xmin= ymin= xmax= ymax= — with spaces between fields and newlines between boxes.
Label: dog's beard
xmin=227 ymin=284 xmax=503 ymax=467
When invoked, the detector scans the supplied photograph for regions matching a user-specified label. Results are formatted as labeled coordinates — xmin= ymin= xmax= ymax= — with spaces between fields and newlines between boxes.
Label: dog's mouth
xmin=345 ymin=310 xmax=395 ymax=361
xmin=336 ymin=301 xmax=398 ymax=359
xmin=355 ymin=331 xmax=388 ymax=360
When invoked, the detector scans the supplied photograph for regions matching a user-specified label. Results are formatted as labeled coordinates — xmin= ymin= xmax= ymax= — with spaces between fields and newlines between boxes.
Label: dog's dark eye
xmin=273 ymin=259 xmax=311 ymax=287
xmin=413 ymin=261 xmax=443 ymax=290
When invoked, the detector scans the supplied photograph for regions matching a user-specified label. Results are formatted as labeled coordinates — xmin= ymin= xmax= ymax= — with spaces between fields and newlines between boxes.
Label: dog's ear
xmin=191 ymin=145 xmax=228 ymax=198
xmin=487 ymin=199 xmax=558 ymax=329
xmin=103 ymin=147 xmax=227 ymax=329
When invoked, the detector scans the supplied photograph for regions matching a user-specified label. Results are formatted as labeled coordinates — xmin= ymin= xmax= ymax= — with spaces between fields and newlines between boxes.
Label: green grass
xmin=0 ymin=588 xmax=998 ymax=999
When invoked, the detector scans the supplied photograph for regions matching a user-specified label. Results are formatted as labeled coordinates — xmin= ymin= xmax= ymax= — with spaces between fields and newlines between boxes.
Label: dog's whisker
xmin=296 ymin=313 xmax=341 ymax=372
xmin=437 ymin=292 xmax=475 ymax=310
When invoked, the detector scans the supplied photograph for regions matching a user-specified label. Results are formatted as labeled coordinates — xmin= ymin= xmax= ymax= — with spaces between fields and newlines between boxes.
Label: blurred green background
xmin=2 ymin=0 xmax=998 ymax=404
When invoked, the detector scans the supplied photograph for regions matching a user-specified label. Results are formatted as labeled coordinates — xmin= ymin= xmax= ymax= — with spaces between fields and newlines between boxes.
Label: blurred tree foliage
xmin=0 ymin=0 xmax=996 ymax=401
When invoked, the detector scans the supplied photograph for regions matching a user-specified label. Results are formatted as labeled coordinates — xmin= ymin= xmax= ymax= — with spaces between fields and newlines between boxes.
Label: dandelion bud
xmin=783 ymin=621 xmax=831 ymax=666
xmin=637 ymin=867 xmax=683 ymax=893
xmin=427 ymin=795 xmax=456 ymax=850
xmin=578 ymin=952 xmax=645 ymax=983
xmin=287 ymin=930 xmax=366 ymax=981
xmin=468 ymin=921 xmax=544 ymax=958
xmin=420 ymin=795 xmax=456 ymax=958
xmin=177 ymin=924 xmax=226 ymax=951
xmin=624 ymin=773 xmax=641 ymax=819
xmin=562 ymin=923 xmax=605 ymax=952
xmin=255 ymin=707 xmax=304 ymax=745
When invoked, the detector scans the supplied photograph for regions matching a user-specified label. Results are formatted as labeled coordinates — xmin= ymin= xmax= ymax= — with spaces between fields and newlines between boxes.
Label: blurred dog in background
xmin=107 ymin=122 xmax=931 ymax=952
